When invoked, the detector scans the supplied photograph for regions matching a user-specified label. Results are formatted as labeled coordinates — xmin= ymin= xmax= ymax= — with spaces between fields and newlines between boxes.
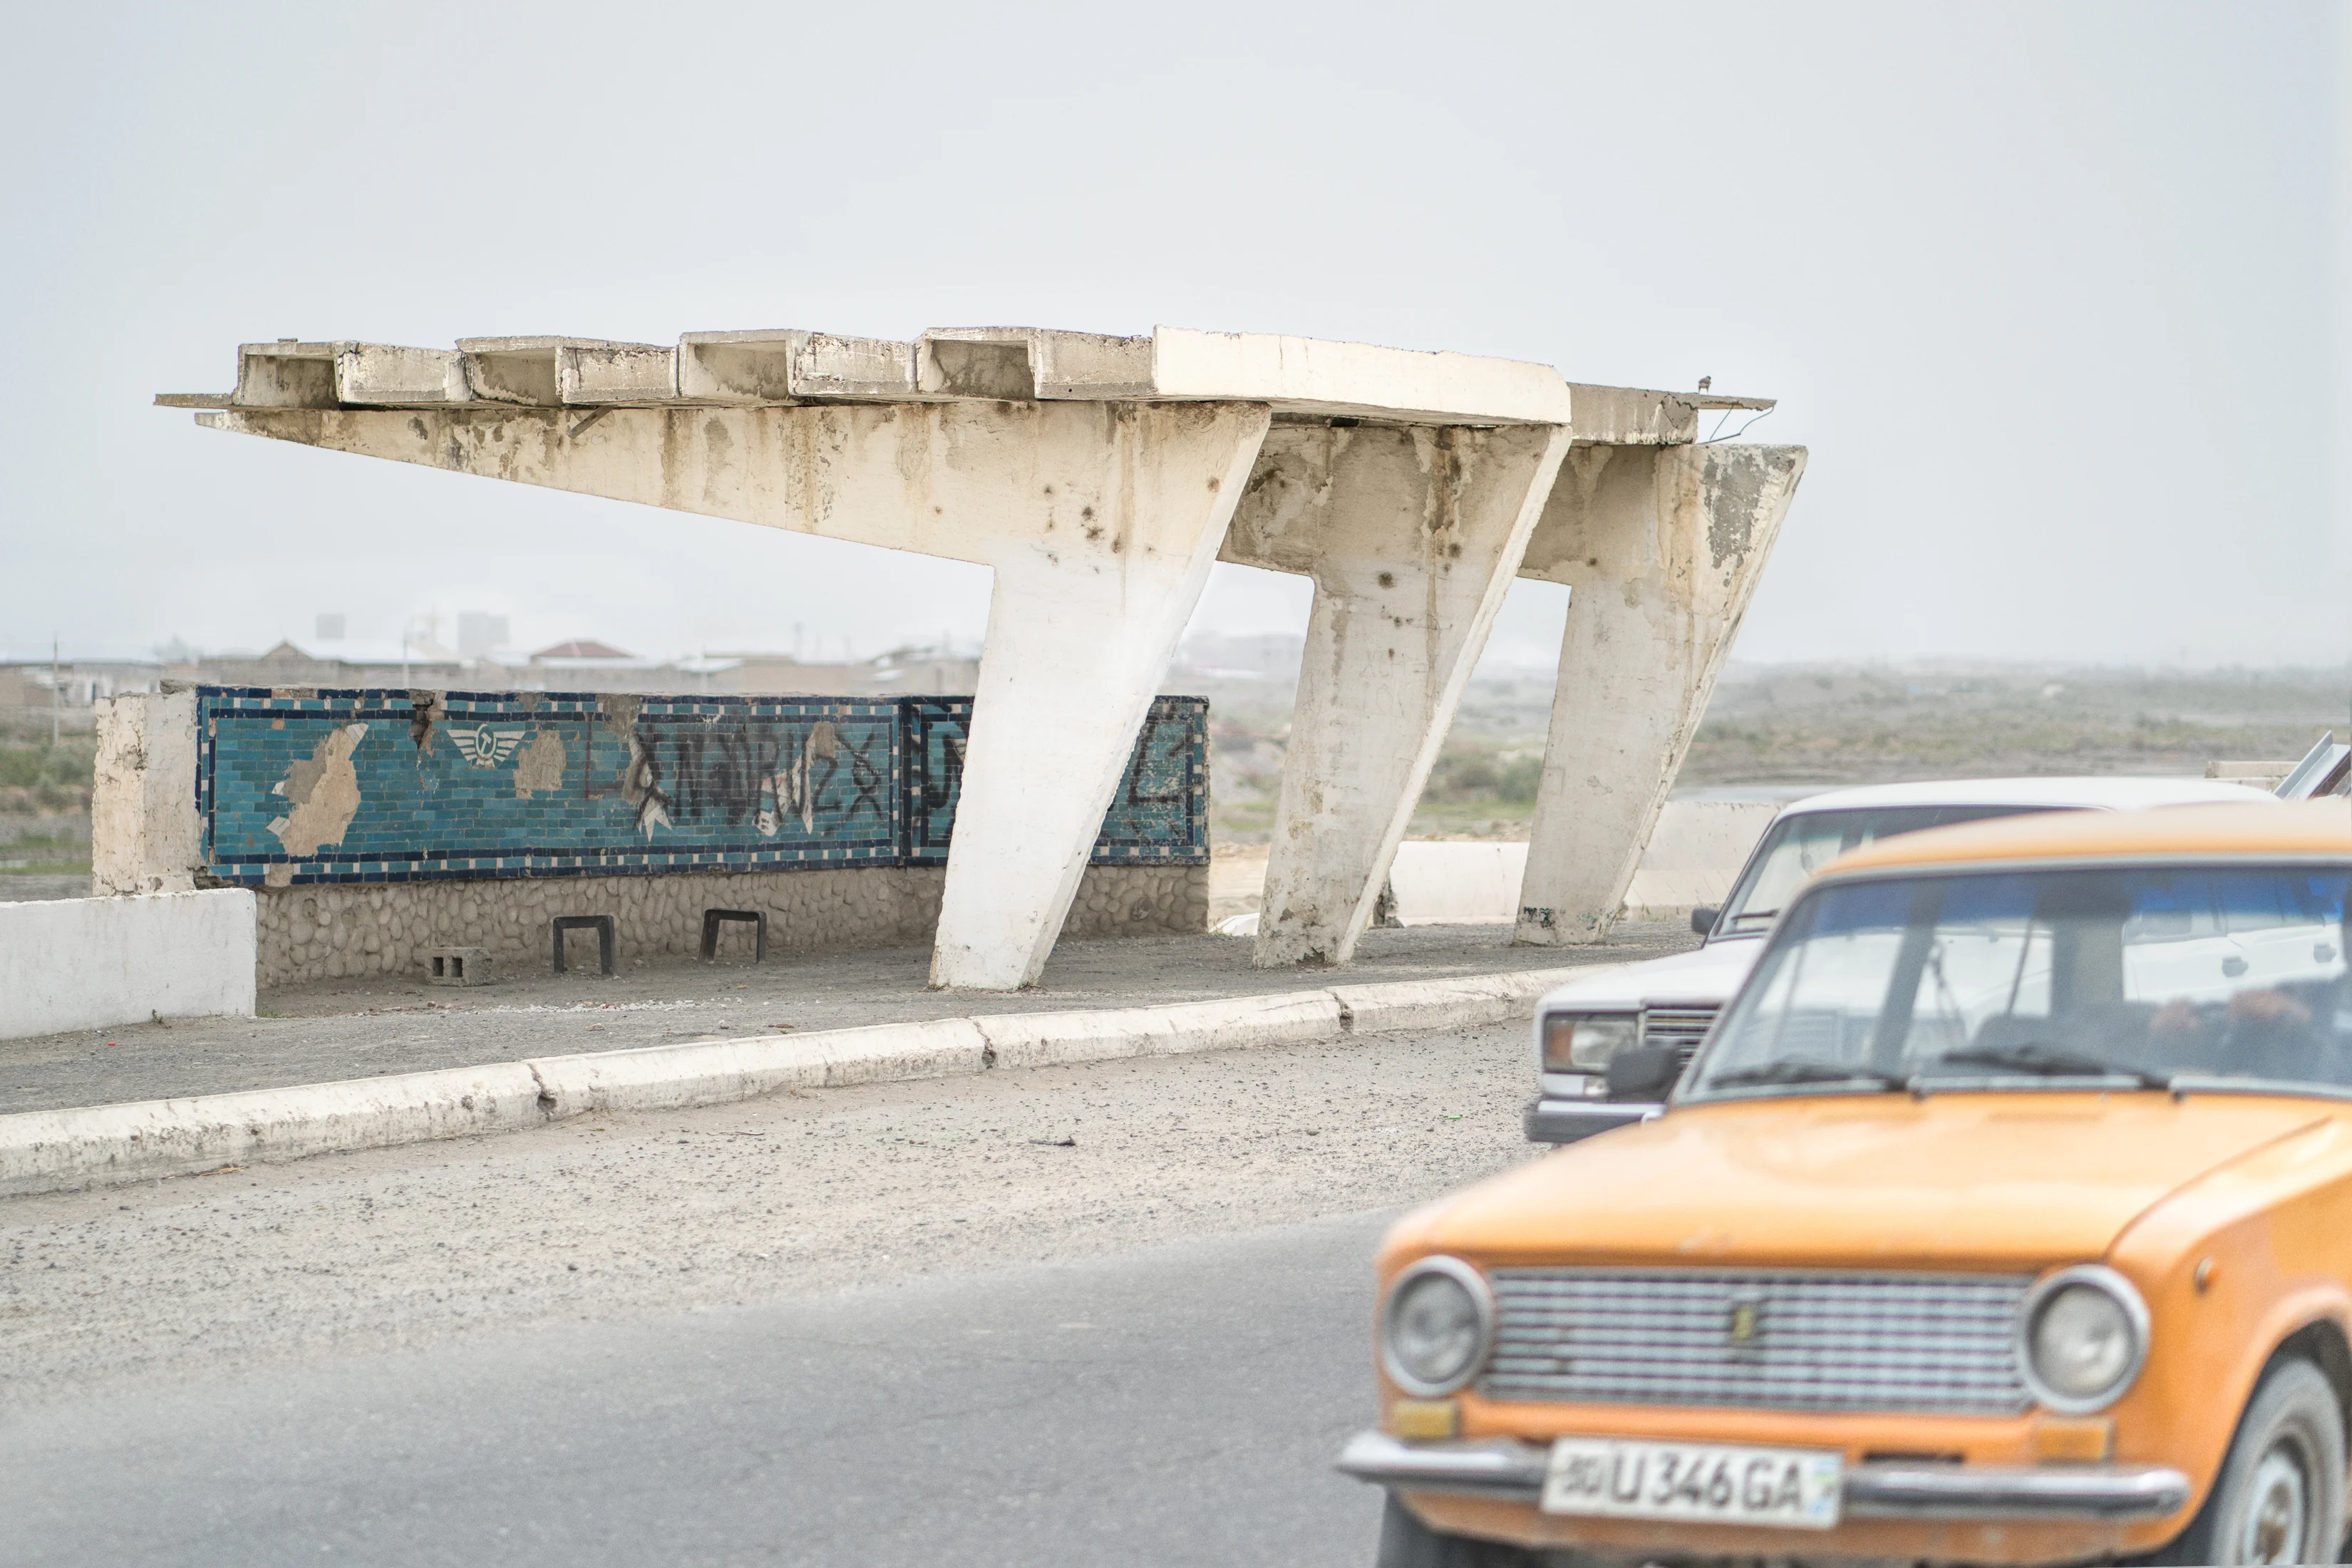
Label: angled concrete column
xmin=1514 ymin=442 xmax=1806 ymax=944
xmin=1229 ymin=423 xmax=1570 ymax=966
xmin=929 ymin=404 xmax=1270 ymax=988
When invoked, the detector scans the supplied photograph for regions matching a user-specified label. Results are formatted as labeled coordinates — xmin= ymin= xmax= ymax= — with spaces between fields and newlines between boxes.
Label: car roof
xmin=1820 ymin=798 xmax=2352 ymax=879
xmin=1772 ymin=775 xmax=2274 ymax=816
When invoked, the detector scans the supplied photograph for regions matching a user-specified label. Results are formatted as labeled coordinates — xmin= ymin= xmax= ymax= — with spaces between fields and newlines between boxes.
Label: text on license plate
xmin=1541 ymin=1438 xmax=1842 ymax=1530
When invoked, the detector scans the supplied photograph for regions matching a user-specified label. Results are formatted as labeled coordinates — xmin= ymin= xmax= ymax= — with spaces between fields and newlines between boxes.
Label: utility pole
xmin=50 ymin=633 xmax=60 ymax=746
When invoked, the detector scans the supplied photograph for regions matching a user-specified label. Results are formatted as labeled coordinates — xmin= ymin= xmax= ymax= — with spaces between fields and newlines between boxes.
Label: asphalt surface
xmin=0 ymin=922 xmax=1690 ymax=1114
xmin=0 ymin=1212 xmax=1393 ymax=1567
xmin=1 ymin=1019 xmax=1544 ymax=1565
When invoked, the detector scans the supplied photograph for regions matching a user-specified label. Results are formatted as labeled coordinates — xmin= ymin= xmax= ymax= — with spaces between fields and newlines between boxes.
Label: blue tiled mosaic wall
xmin=194 ymin=688 xmax=1207 ymax=887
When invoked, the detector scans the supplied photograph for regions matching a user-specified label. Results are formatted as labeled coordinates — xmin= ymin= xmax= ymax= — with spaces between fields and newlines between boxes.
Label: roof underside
xmin=157 ymin=324 xmax=1771 ymax=441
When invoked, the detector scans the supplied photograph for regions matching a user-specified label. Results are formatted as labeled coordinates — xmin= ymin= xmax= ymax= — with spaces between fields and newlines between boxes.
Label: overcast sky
xmin=1 ymin=1 xmax=2343 ymax=670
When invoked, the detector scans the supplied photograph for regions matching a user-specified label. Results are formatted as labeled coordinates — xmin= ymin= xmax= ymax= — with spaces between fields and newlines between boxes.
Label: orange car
xmin=1343 ymin=798 xmax=2352 ymax=1566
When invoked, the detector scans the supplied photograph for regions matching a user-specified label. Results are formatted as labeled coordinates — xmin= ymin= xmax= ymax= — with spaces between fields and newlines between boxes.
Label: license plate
xmin=1541 ymin=1437 xmax=1842 ymax=1530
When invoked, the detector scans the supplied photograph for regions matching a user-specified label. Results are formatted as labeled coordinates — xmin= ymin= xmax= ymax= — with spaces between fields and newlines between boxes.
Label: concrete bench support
xmin=1228 ymin=423 xmax=1570 ymax=966
xmin=1514 ymin=442 xmax=1807 ymax=944
xmin=551 ymin=915 xmax=617 ymax=976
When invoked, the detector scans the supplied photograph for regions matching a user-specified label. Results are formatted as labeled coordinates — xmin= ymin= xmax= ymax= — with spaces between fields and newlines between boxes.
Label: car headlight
xmin=1381 ymin=1257 xmax=1495 ymax=1397
xmin=1541 ymin=1012 xmax=1639 ymax=1073
xmin=2018 ymin=1265 xmax=2150 ymax=1413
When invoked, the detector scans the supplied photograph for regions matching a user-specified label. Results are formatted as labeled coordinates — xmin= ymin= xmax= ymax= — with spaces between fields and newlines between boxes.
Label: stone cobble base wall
xmin=256 ymin=864 xmax=1209 ymax=989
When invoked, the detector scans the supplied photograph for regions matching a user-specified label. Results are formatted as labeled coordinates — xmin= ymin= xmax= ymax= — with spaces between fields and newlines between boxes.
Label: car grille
xmin=1482 ymin=1269 xmax=2033 ymax=1415
xmin=1638 ymin=1006 xmax=1719 ymax=1075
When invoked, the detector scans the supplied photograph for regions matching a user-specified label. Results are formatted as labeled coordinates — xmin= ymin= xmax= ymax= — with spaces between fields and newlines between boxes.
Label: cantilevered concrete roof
xmin=158 ymin=325 xmax=1770 ymax=443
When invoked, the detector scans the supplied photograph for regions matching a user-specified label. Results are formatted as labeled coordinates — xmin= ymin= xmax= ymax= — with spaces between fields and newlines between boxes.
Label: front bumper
xmin=1524 ymin=1096 xmax=1659 ymax=1145
xmin=1336 ymin=1431 xmax=2192 ymax=1522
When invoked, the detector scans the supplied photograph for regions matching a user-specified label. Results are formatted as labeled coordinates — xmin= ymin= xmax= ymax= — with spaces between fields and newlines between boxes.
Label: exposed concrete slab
xmin=1514 ymin=442 xmax=1807 ymax=943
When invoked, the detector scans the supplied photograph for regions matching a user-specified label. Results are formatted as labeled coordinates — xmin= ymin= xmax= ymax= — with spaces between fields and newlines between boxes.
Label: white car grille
xmin=1638 ymin=1006 xmax=1719 ymax=1075
xmin=1482 ymin=1269 xmax=2033 ymax=1415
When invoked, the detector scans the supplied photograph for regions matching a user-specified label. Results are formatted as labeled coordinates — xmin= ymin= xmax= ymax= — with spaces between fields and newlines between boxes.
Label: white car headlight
xmin=1381 ymin=1257 xmax=1494 ymax=1397
xmin=1541 ymin=1013 xmax=1639 ymax=1073
xmin=2018 ymin=1265 xmax=2150 ymax=1413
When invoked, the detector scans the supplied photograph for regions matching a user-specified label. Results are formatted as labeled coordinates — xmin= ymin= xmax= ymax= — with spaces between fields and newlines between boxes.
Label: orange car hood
xmin=1418 ymin=1092 xmax=2335 ymax=1272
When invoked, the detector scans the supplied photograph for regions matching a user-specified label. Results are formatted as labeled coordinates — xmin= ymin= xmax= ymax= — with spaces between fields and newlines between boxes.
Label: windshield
xmin=1713 ymin=805 xmax=2065 ymax=936
xmin=1688 ymin=863 xmax=2352 ymax=1100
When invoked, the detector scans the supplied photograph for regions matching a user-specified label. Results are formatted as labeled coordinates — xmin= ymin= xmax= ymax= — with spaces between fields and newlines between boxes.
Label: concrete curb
xmin=0 ymin=963 xmax=1621 ymax=1198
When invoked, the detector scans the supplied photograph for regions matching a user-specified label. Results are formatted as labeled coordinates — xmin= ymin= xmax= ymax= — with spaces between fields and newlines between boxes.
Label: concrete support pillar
xmin=1514 ymin=442 xmax=1806 ymax=944
xmin=929 ymin=404 xmax=1272 ymax=988
xmin=91 ymin=687 xmax=202 ymax=896
xmin=1234 ymin=423 xmax=1570 ymax=967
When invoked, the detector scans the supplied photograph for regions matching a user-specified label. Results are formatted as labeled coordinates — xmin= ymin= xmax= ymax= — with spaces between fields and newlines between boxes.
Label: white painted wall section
xmin=0 ymin=889 xmax=257 ymax=1040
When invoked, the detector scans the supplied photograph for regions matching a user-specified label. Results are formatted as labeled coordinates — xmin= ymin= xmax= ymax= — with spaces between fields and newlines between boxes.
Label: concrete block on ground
xmin=0 ymin=889 xmax=256 ymax=1041
xmin=424 ymin=947 xmax=493 ymax=986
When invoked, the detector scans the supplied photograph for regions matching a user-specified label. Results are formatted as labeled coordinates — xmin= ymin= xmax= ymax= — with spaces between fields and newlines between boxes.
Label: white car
xmin=1525 ymin=775 xmax=2279 ymax=1144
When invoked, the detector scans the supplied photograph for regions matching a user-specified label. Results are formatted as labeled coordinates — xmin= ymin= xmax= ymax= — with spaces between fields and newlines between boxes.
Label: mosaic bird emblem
xmin=450 ymin=726 xmax=528 ymax=769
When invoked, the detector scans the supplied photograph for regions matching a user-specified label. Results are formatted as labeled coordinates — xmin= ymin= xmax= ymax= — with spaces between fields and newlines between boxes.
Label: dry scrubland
xmin=1202 ymin=660 xmax=2352 ymax=844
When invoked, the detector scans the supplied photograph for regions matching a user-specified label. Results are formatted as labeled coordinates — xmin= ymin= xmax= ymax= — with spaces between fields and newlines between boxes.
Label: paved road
xmin=0 ymin=1212 xmax=1391 ymax=1567
xmin=1 ymin=1019 xmax=1546 ymax=1565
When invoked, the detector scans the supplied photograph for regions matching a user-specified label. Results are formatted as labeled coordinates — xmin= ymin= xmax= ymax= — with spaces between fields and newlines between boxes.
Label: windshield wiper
xmin=1930 ymin=1043 xmax=2174 ymax=1090
xmin=1724 ymin=909 xmax=1779 ymax=929
xmin=1706 ymin=1059 xmax=1907 ymax=1090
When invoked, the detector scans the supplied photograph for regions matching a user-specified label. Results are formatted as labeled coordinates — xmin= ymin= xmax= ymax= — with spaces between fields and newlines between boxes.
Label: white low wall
xmin=0 ymin=889 xmax=257 ymax=1040
xmin=1389 ymin=841 xmax=1527 ymax=923
xmin=1381 ymin=800 xmax=1780 ymax=925
xmin=1620 ymin=799 xmax=1781 ymax=918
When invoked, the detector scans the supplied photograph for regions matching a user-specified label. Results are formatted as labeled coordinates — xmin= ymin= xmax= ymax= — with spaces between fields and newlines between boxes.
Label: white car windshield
xmin=1713 ymin=805 xmax=2063 ymax=936
xmin=1688 ymin=864 xmax=2352 ymax=1100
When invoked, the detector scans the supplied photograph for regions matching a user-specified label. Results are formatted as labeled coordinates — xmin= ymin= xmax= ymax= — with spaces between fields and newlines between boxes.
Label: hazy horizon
xmin=3 ymin=2 xmax=2345 ymax=675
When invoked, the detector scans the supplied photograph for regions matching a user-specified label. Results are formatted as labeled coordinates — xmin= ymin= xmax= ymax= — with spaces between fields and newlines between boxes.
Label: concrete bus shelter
xmin=159 ymin=326 xmax=1802 ymax=989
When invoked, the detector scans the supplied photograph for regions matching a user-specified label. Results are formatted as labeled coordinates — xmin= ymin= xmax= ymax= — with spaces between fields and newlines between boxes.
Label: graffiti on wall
xmin=193 ymin=688 xmax=1207 ymax=887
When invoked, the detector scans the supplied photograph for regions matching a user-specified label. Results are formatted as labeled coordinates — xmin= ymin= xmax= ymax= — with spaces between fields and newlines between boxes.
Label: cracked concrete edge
xmin=0 ymin=964 xmax=1626 ymax=1197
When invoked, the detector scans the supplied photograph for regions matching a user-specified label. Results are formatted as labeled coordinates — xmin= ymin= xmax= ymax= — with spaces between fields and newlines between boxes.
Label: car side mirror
xmin=1690 ymin=906 xmax=1718 ymax=937
xmin=1606 ymin=1043 xmax=1681 ymax=1100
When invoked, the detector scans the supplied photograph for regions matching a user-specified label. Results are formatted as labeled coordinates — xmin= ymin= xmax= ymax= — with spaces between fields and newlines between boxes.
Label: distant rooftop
xmin=531 ymin=639 xmax=631 ymax=661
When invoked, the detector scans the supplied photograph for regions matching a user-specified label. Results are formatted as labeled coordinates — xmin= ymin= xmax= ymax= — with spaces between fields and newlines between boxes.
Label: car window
xmin=1691 ymin=865 xmax=2352 ymax=1098
xmin=1714 ymin=805 xmax=2068 ymax=936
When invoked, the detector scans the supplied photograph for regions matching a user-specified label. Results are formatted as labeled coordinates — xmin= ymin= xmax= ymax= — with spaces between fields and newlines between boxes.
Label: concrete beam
xmin=1513 ymin=442 xmax=1806 ymax=944
xmin=676 ymin=330 xmax=924 ymax=403
xmin=1225 ymin=423 xmax=1570 ymax=966
xmin=1564 ymin=386 xmax=1775 ymax=446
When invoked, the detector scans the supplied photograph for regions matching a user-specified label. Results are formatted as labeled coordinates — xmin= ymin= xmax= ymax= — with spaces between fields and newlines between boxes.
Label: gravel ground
xmin=0 ymin=1019 xmax=1544 ymax=1408
xmin=0 ymin=923 xmax=1692 ymax=1113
